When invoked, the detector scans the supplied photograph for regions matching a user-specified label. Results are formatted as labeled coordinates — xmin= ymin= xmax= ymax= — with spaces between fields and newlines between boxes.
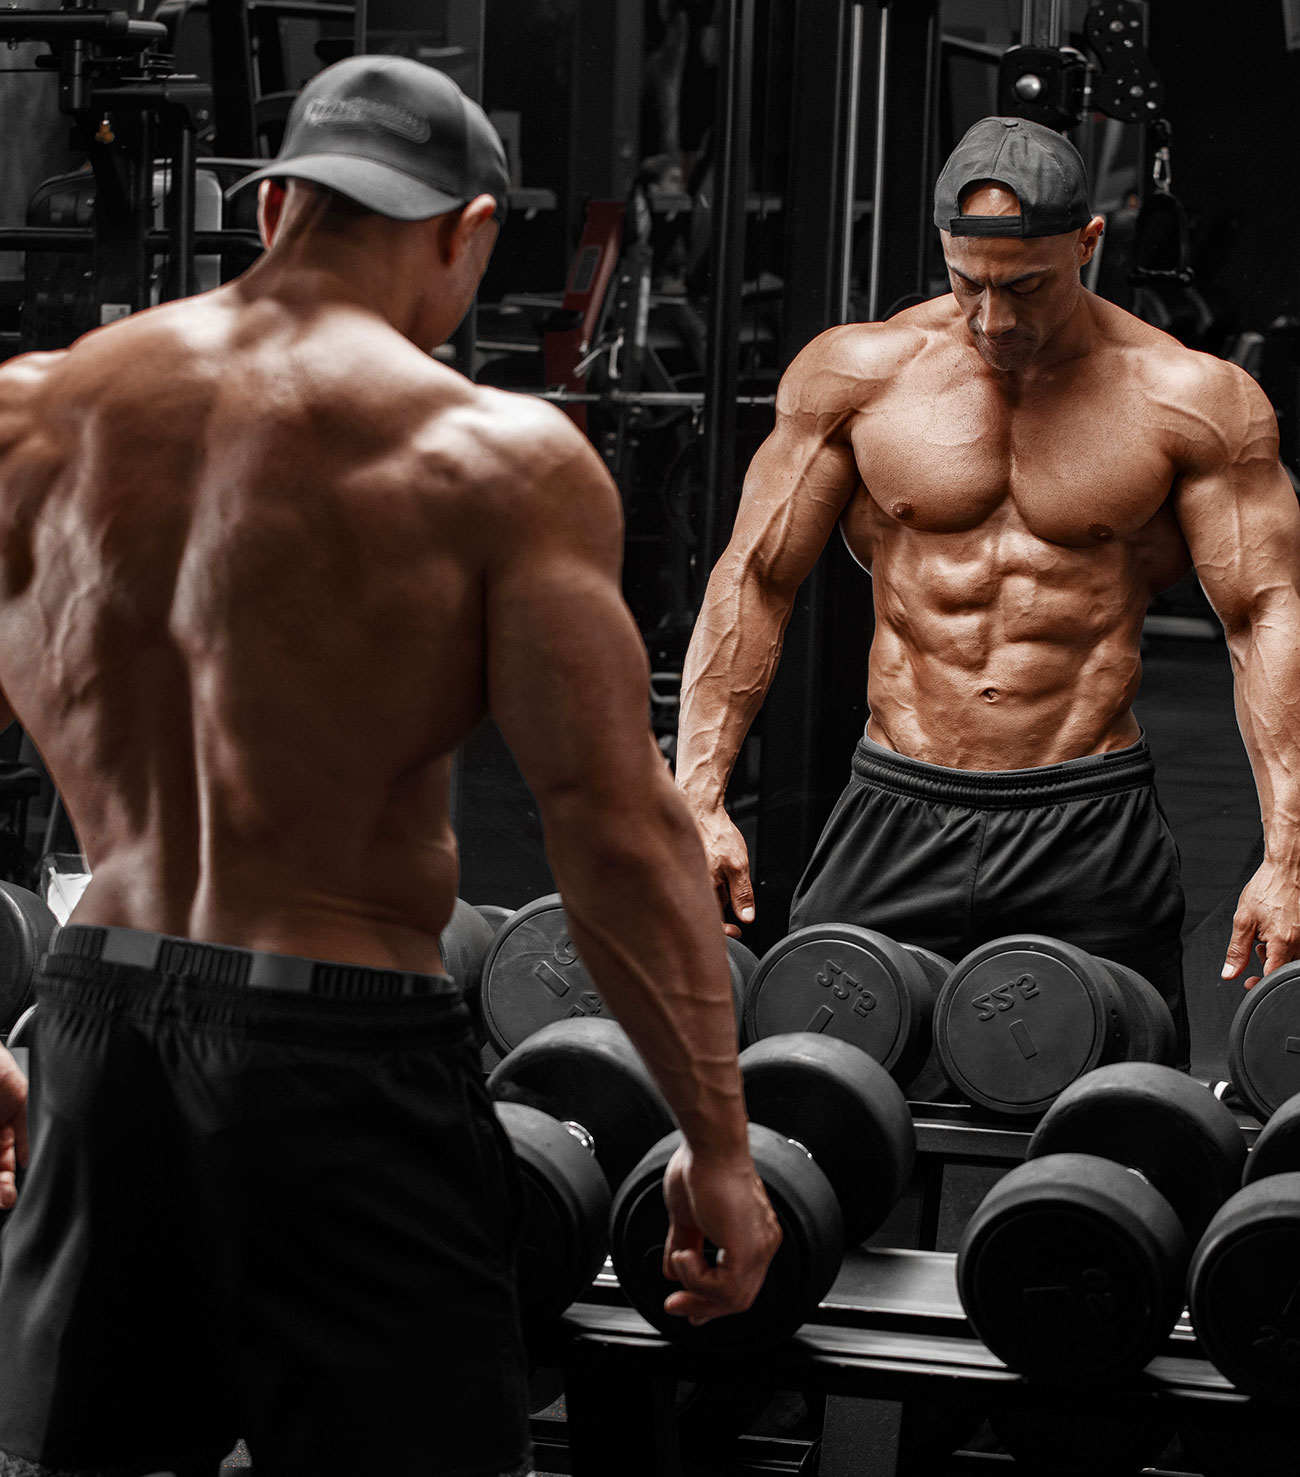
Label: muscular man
xmin=0 ymin=56 xmax=778 ymax=1477
xmin=678 ymin=116 xmax=1300 ymax=1066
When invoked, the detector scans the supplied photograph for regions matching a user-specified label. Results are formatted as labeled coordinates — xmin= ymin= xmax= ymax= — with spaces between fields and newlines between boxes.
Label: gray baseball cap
xmin=934 ymin=116 xmax=1091 ymax=238
xmin=229 ymin=55 xmax=509 ymax=223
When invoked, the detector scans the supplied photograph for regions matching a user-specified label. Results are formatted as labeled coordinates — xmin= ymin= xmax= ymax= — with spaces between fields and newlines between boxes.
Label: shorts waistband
xmin=851 ymin=733 xmax=1155 ymax=809
xmin=50 ymin=924 xmax=456 ymax=1001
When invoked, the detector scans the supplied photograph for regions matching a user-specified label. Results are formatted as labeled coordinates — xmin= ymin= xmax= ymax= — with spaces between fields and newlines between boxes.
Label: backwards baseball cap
xmin=229 ymin=55 xmax=510 ymax=223
xmin=933 ymin=116 xmax=1091 ymax=238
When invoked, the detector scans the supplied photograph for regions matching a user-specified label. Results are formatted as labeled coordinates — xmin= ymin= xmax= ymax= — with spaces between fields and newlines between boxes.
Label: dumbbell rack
xmin=528 ymin=1103 xmax=1266 ymax=1477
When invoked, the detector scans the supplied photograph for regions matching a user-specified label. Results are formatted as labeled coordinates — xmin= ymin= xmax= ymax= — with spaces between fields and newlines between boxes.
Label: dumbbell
xmin=486 ymin=1016 xmax=675 ymax=1325
xmin=474 ymin=903 xmax=515 ymax=937
xmin=1188 ymin=1089 xmax=1300 ymax=1402
xmin=479 ymin=893 xmax=755 ymax=1056
xmin=743 ymin=923 xmax=950 ymax=1099
xmin=957 ymin=1062 xmax=1245 ymax=1384
xmin=1226 ymin=959 xmax=1300 ymax=1121
xmin=933 ymin=935 xmax=1177 ymax=1116
xmin=5 ymin=1002 xmax=36 ymax=1052
xmin=0 ymin=883 xmax=57 ymax=1035
xmin=610 ymin=1032 xmax=915 ymax=1347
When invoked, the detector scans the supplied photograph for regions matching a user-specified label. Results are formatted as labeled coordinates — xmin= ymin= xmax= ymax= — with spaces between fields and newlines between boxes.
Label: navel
xmin=981 ymin=688 xmax=999 ymax=702
xmin=1089 ymin=522 xmax=1115 ymax=542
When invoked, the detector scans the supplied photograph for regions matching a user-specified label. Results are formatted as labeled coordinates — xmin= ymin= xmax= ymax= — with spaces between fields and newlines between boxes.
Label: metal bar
xmin=0 ymin=13 xmax=166 ymax=43
xmin=0 ymin=228 xmax=262 ymax=253
xmin=162 ymin=125 xmax=196 ymax=301
xmin=866 ymin=1 xmax=891 ymax=321
xmin=700 ymin=0 xmax=755 ymax=567
xmin=207 ymin=0 xmax=257 ymax=157
xmin=837 ymin=3 xmax=864 ymax=324
xmin=532 ymin=389 xmax=774 ymax=408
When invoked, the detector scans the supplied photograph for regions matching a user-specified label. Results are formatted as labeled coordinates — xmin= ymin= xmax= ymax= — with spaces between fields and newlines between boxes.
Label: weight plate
xmin=474 ymin=903 xmax=515 ymax=938
xmin=738 ymin=1033 xmax=914 ymax=1246
xmin=479 ymin=894 xmax=746 ymax=1055
xmin=0 ymin=882 xmax=56 ymax=1034
xmin=1027 ymin=1063 xmax=1247 ymax=1245
xmin=1095 ymin=957 xmax=1178 ymax=1067
xmin=899 ymin=944 xmax=956 ymax=1102
xmin=1189 ymin=1173 xmax=1300 ymax=1404
xmin=610 ymin=1123 xmax=844 ymax=1349
xmin=933 ymin=936 xmax=1123 ymax=1115
xmin=495 ymin=1101 xmax=610 ymax=1325
xmin=744 ymin=924 xmax=933 ymax=1084
xmin=439 ymin=898 xmax=496 ymax=1034
xmin=487 ymin=1017 xmax=674 ymax=1195
xmin=1245 ymin=1092 xmax=1300 ymax=1186
xmin=1228 ymin=961 xmax=1300 ymax=1122
xmin=957 ymin=1152 xmax=1187 ymax=1384
xmin=726 ymin=937 xmax=760 ymax=1044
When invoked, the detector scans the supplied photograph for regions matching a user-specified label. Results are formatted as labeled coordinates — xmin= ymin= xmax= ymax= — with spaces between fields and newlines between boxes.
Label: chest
xmin=847 ymin=367 xmax=1174 ymax=544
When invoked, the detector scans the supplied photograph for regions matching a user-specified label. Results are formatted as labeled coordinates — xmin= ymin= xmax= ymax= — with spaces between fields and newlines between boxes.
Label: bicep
xmin=1174 ymin=382 xmax=1300 ymax=633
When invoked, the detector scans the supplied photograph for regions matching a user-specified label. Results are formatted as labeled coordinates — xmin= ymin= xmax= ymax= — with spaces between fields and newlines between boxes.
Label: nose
xmin=977 ymin=290 xmax=1018 ymax=339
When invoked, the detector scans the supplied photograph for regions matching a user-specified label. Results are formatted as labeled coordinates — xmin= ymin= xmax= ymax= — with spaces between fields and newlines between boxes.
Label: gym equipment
xmin=439 ymin=897 xmax=497 ymax=1030
xmin=479 ymin=893 xmax=753 ymax=1054
xmin=0 ymin=883 xmax=58 ymax=1035
xmin=991 ymin=1409 xmax=1175 ymax=1477
xmin=487 ymin=1017 xmax=674 ymax=1325
xmin=610 ymin=1032 xmax=915 ymax=1347
xmin=957 ymin=1062 xmax=1245 ymax=1385
xmin=1188 ymin=1091 xmax=1300 ymax=1403
xmin=743 ymin=924 xmax=937 ymax=1092
xmin=5 ymin=1003 xmax=37 ymax=1052
xmin=474 ymin=903 xmax=514 ymax=937
xmin=933 ymin=935 xmax=1177 ymax=1117
xmin=1226 ymin=959 xmax=1300 ymax=1121
xmin=898 ymin=943 xmax=959 ymax=1102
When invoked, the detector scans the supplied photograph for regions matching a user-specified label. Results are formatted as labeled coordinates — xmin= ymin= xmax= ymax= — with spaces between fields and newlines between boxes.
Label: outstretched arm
xmin=676 ymin=328 xmax=869 ymax=931
xmin=484 ymin=401 xmax=780 ymax=1321
xmin=1174 ymin=361 xmax=1300 ymax=985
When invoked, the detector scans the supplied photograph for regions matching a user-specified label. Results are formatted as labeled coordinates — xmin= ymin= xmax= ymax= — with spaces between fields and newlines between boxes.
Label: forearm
xmin=677 ymin=558 xmax=792 ymax=810
xmin=540 ymin=760 xmax=749 ymax=1161
xmin=1227 ymin=599 xmax=1300 ymax=865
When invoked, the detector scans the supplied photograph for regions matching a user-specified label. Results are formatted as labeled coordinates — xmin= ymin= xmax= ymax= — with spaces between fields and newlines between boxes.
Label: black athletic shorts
xmin=789 ymin=733 xmax=1189 ymax=1067
xmin=0 ymin=927 xmax=533 ymax=1477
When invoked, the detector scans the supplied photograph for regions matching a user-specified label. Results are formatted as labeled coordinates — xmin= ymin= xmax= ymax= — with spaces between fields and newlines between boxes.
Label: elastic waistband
xmin=50 ymin=924 xmax=457 ymax=1001
xmin=851 ymin=733 xmax=1155 ymax=809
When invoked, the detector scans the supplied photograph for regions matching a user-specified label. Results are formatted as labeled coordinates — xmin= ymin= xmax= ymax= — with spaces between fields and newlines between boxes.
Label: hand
xmin=0 ymin=1044 xmax=28 ymax=1211
xmin=689 ymin=805 xmax=756 ymax=939
xmin=659 ymin=1141 xmax=782 ymax=1325
xmin=1222 ymin=858 xmax=1300 ymax=988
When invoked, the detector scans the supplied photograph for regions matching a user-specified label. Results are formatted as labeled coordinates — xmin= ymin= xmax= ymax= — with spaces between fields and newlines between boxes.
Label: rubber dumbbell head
xmin=957 ymin=1063 xmax=1245 ymax=1384
xmin=1227 ymin=960 xmax=1300 ymax=1121
xmin=0 ymin=883 xmax=57 ymax=1034
xmin=1094 ymin=957 xmax=1178 ymax=1067
xmin=480 ymin=894 xmax=752 ymax=1055
xmin=898 ymin=943 xmax=958 ymax=1102
xmin=1188 ymin=1090 xmax=1300 ymax=1402
xmin=488 ymin=1017 xmax=674 ymax=1324
xmin=610 ymin=1032 xmax=915 ymax=1348
xmin=5 ymin=1002 xmax=36 ymax=1052
xmin=744 ymin=924 xmax=936 ymax=1086
xmin=934 ymin=935 xmax=1168 ymax=1116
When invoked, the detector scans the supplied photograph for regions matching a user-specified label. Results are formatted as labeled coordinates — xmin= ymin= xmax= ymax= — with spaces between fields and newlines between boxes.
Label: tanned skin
xmin=0 ymin=179 xmax=779 ymax=1322
xmin=678 ymin=181 xmax=1300 ymax=996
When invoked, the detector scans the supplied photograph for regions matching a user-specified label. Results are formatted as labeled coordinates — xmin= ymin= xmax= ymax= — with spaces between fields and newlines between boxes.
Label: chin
xmin=975 ymin=336 xmax=1036 ymax=371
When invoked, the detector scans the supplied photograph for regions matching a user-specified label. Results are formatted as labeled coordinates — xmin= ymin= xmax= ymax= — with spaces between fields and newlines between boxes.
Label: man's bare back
xmin=0 ymin=286 xmax=541 ymax=970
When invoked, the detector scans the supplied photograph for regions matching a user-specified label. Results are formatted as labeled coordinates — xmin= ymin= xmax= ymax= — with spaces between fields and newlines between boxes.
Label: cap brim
xmin=225 ymin=154 xmax=466 ymax=221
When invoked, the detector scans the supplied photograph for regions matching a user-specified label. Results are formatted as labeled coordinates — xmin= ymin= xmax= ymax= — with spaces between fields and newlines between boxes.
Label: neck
xmin=236 ymin=196 xmax=459 ymax=348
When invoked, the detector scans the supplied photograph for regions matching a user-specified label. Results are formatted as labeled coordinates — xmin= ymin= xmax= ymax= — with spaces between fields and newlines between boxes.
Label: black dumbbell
xmin=610 ymin=1032 xmax=915 ymax=1347
xmin=933 ymin=935 xmax=1177 ymax=1117
xmin=474 ymin=903 xmax=515 ymax=937
xmin=479 ymin=893 xmax=754 ymax=1055
xmin=957 ymin=1062 xmax=1245 ymax=1384
xmin=1188 ymin=1089 xmax=1300 ymax=1402
xmin=1226 ymin=960 xmax=1300 ymax=1121
xmin=743 ymin=924 xmax=941 ymax=1096
xmin=487 ymin=1017 xmax=675 ymax=1325
xmin=0 ymin=883 xmax=57 ymax=1035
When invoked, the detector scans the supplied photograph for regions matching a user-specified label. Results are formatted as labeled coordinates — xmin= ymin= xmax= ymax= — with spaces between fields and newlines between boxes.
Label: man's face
xmin=940 ymin=183 xmax=1100 ymax=371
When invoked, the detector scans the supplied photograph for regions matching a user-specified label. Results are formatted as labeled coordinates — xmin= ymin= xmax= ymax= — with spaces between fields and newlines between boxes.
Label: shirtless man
xmin=677 ymin=116 xmax=1300 ymax=1067
xmin=0 ymin=56 xmax=778 ymax=1477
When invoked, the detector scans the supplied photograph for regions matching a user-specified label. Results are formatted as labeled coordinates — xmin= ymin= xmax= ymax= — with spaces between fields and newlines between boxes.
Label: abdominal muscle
xmin=860 ymin=523 xmax=1153 ymax=771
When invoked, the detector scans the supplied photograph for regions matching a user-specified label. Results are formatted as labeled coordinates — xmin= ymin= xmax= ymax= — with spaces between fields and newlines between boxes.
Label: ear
xmin=257 ymin=179 xmax=287 ymax=249
xmin=1077 ymin=213 xmax=1105 ymax=268
xmin=441 ymin=193 xmax=500 ymax=267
